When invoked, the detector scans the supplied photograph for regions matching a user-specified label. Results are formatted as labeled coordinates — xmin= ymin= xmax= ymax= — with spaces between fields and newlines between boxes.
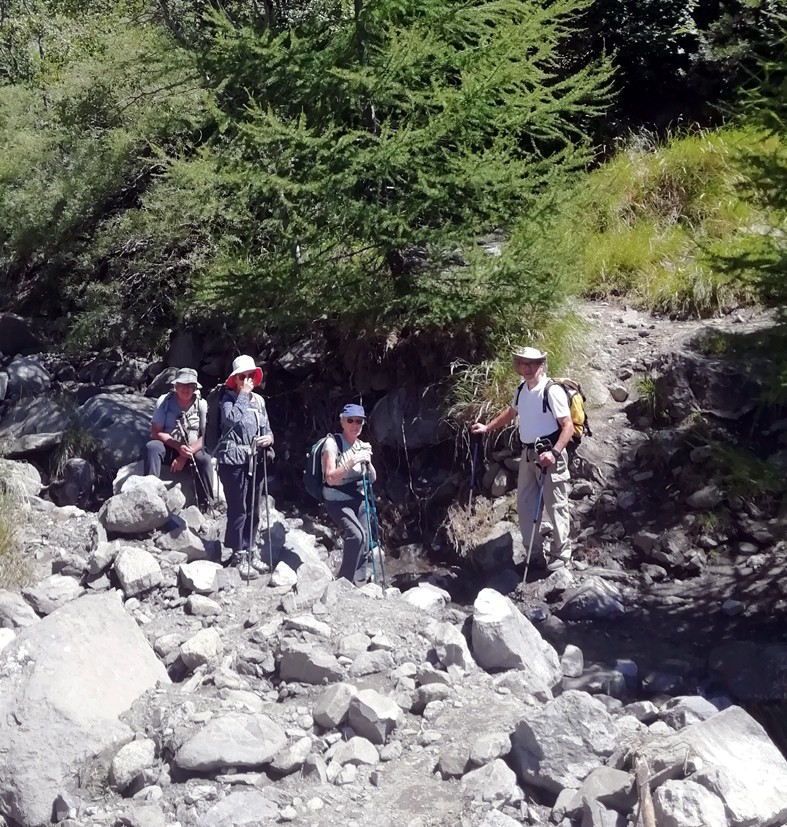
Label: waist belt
xmin=522 ymin=429 xmax=561 ymax=451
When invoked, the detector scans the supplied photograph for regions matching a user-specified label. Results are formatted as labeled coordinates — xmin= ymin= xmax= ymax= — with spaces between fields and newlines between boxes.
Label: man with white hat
xmin=144 ymin=367 xmax=214 ymax=508
xmin=471 ymin=346 xmax=575 ymax=572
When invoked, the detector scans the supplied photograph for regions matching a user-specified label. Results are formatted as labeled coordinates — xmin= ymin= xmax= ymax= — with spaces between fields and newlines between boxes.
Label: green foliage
xmin=51 ymin=424 xmax=102 ymax=480
xmin=192 ymin=0 xmax=613 ymax=333
xmin=0 ymin=489 xmax=31 ymax=592
xmin=571 ymin=128 xmax=766 ymax=316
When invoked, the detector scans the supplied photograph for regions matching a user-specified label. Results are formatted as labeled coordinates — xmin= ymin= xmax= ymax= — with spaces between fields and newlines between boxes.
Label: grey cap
xmin=173 ymin=367 xmax=201 ymax=388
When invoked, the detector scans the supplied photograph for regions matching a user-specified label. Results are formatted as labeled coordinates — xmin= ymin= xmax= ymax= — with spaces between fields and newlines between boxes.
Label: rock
xmin=438 ymin=742 xmax=469 ymax=777
xmin=100 ymin=482 xmax=169 ymax=534
xmin=0 ymin=628 xmax=15 ymax=653
xmin=154 ymin=526 xmax=206 ymax=561
xmin=0 ymin=591 xmax=39 ymax=628
xmin=0 ymin=593 xmax=169 ymax=827
xmin=430 ymin=621 xmax=476 ymax=672
xmin=510 ymin=690 xmax=618 ymax=793
xmin=686 ymin=484 xmax=724 ymax=509
xmin=608 ymin=384 xmax=629 ymax=402
xmin=180 ymin=628 xmax=223 ymax=671
xmin=402 ymin=583 xmax=450 ymax=613
xmin=111 ymin=739 xmax=157 ymax=793
xmin=179 ymin=561 xmax=222 ymax=595
xmin=659 ymin=696 xmax=719 ymax=730
xmin=652 ymin=779 xmax=727 ymax=827
xmin=199 ymin=789 xmax=278 ymax=826
xmin=0 ymin=459 xmax=42 ymax=499
xmin=564 ymin=766 xmax=636 ymax=816
xmin=78 ymin=394 xmax=156 ymax=473
xmin=278 ymin=639 xmax=343 ymax=684
xmin=708 ymin=642 xmax=787 ymax=702
xmin=347 ymin=689 xmax=403 ymax=744
xmin=336 ymin=632 xmax=371 ymax=658
xmin=6 ymin=357 xmax=50 ymax=396
xmin=114 ymin=548 xmax=163 ymax=597
xmin=271 ymin=562 xmax=297 ymax=588
xmin=174 ymin=713 xmax=287 ymax=772
xmin=21 ymin=574 xmax=83 ymax=616
xmin=87 ymin=541 xmax=120 ymax=575
xmin=558 ymin=577 xmax=624 ymax=620
xmin=313 ymin=683 xmax=358 ymax=729
xmin=472 ymin=522 xmax=524 ymax=572
xmin=561 ymin=644 xmax=584 ymax=678
xmin=468 ymin=732 xmax=511 ymax=767
xmin=581 ymin=799 xmax=626 ymax=827
xmin=50 ymin=458 xmax=95 ymax=507
xmin=471 ymin=589 xmax=561 ymax=692
xmin=632 ymin=530 xmax=660 ymax=555
xmin=0 ymin=313 xmax=41 ymax=355
xmin=185 ymin=595 xmax=222 ymax=617
xmin=369 ymin=385 xmax=448 ymax=450
xmin=460 ymin=758 xmax=522 ymax=805
xmin=639 ymin=706 xmax=787 ymax=827
xmin=269 ymin=736 xmax=312 ymax=775
xmin=330 ymin=736 xmax=379 ymax=767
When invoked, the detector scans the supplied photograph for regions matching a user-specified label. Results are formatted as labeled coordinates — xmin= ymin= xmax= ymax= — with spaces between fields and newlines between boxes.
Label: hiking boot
xmin=230 ymin=550 xmax=259 ymax=580
xmin=250 ymin=549 xmax=270 ymax=574
xmin=546 ymin=556 xmax=572 ymax=572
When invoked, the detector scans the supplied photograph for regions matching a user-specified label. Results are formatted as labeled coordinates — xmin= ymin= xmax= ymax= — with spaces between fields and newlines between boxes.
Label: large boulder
xmin=471 ymin=588 xmax=561 ymax=691
xmin=100 ymin=480 xmax=169 ymax=534
xmin=0 ymin=313 xmax=41 ymax=355
xmin=77 ymin=394 xmax=156 ymax=473
xmin=369 ymin=385 xmax=450 ymax=450
xmin=5 ymin=357 xmax=50 ymax=397
xmin=509 ymin=690 xmax=618 ymax=793
xmin=639 ymin=705 xmax=787 ymax=827
xmin=0 ymin=593 xmax=169 ymax=827
xmin=0 ymin=459 xmax=42 ymax=499
xmin=0 ymin=397 xmax=73 ymax=454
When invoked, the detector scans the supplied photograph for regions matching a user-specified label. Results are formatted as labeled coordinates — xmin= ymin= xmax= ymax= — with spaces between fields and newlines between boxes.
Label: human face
xmin=174 ymin=382 xmax=196 ymax=403
xmin=341 ymin=415 xmax=365 ymax=441
xmin=513 ymin=357 xmax=545 ymax=382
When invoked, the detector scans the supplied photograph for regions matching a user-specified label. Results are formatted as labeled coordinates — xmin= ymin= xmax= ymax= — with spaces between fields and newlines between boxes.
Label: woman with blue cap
xmin=321 ymin=403 xmax=377 ymax=585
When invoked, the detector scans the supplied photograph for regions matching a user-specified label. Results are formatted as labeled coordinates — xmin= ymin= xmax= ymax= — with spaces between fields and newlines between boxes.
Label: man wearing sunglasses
xmin=471 ymin=346 xmax=575 ymax=573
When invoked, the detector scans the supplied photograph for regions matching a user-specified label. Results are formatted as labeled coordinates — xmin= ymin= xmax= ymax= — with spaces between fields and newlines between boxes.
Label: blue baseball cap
xmin=341 ymin=403 xmax=366 ymax=419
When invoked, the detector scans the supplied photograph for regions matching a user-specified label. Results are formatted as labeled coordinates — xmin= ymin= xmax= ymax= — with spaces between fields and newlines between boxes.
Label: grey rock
xmin=510 ymin=691 xmax=618 ymax=793
xmin=471 ymin=589 xmax=561 ymax=692
xmin=0 ymin=459 xmax=42 ymax=498
xmin=561 ymin=644 xmax=584 ymax=678
xmin=175 ymin=713 xmax=287 ymax=771
xmin=608 ymin=384 xmax=629 ymax=402
xmin=330 ymin=736 xmax=378 ymax=767
xmin=269 ymin=736 xmax=312 ymax=775
xmin=155 ymin=525 xmax=207 ymax=561
xmin=349 ymin=649 xmax=395 ymax=677
xmin=114 ymin=548 xmax=163 ymax=597
xmin=111 ymin=739 xmax=157 ymax=793
xmin=22 ymin=574 xmax=83 ymax=616
xmin=179 ymin=561 xmax=222 ymax=595
xmin=313 ymin=683 xmax=358 ymax=730
xmin=460 ymin=758 xmax=523 ymax=805
xmin=100 ymin=483 xmax=169 ymax=534
xmin=659 ymin=695 xmax=719 ymax=730
xmin=430 ymin=621 xmax=476 ymax=672
xmin=180 ymin=628 xmax=223 ymax=671
xmin=199 ymin=790 xmax=278 ymax=826
xmin=185 ymin=595 xmax=222 ymax=617
xmin=347 ymin=689 xmax=402 ymax=744
xmin=652 ymin=779 xmax=727 ymax=827
xmin=468 ymin=732 xmax=511 ymax=767
xmin=558 ymin=577 xmax=624 ymax=620
xmin=686 ymin=484 xmax=724 ymax=509
xmin=78 ymin=394 xmax=156 ymax=473
xmin=0 ymin=590 xmax=39 ymax=628
xmin=564 ymin=766 xmax=635 ymax=816
xmin=279 ymin=639 xmax=343 ymax=684
xmin=0 ymin=593 xmax=169 ymax=827
xmin=6 ymin=357 xmax=51 ymax=396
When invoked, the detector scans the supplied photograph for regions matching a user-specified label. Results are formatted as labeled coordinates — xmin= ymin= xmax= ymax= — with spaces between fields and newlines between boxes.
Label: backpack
xmin=203 ymin=384 xmax=228 ymax=454
xmin=304 ymin=433 xmax=342 ymax=501
xmin=516 ymin=378 xmax=591 ymax=443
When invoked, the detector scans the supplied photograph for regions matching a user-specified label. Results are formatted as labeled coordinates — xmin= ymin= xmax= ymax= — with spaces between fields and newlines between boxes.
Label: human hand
xmin=178 ymin=443 xmax=193 ymax=458
xmin=470 ymin=422 xmax=487 ymax=435
xmin=239 ymin=376 xmax=255 ymax=395
xmin=537 ymin=450 xmax=555 ymax=469
xmin=256 ymin=434 xmax=273 ymax=448
xmin=171 ymin=456 xmax=187 ymax=473
xmin=353 ymin=449 xmax=372 ymax=467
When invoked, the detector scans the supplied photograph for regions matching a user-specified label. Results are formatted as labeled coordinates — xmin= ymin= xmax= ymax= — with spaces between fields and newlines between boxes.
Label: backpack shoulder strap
xmin=542 ymin=379 xmax=556 ymax=414
xmin=514 ymin=380 xmax=525 ymax=408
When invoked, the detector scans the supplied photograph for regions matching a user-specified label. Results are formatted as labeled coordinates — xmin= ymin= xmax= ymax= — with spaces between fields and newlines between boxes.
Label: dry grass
xmin=443 ymin=496 xmax=500 ymax=563
xmin=0 ymin=488 xmax=32 ymax=591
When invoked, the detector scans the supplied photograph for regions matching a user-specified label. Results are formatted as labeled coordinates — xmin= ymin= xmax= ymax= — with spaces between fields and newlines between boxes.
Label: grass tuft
xmin=0 ymin=488 xmax=31 ymax=591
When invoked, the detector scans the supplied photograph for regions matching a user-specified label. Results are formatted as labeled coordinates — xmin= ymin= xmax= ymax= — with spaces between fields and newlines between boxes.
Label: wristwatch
xmin=551 ymin=448 xmax=561 ymax=460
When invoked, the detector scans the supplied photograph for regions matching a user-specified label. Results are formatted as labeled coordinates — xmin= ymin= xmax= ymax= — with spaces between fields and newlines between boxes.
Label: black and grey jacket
xmin=214 ymin=389 xmax=273 ymax=466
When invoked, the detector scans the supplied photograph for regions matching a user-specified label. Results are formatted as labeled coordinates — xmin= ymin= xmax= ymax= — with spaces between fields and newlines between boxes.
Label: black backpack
xmin=304 ymin=433 xmax=342 ymax=501
xmin=203 ymin=384 xmax=229 ymax=455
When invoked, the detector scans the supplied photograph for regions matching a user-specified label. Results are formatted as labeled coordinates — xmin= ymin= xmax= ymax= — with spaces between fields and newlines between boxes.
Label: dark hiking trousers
xmin=324 ymin=497 xmax=370 ymax=585
xmin=218 ymin=462 xmax=263 ymax=553
xmin=144 ymin=440 xmax=214 ymax=508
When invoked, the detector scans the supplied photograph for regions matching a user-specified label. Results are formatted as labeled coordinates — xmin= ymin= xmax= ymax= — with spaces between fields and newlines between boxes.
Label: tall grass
xmin=577 ymin=128 xmax=766 ymax=316
xmin=0 ymin=488 xmax=31 ymax=591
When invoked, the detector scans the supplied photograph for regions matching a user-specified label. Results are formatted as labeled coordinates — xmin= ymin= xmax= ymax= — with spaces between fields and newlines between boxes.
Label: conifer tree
xmin=194 ymin=0 xmax=612 ymax=331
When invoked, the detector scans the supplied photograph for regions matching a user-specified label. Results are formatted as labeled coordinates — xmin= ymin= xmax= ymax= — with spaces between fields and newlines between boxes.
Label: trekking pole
xmin=365 ymin=463 xmax=387 ymax=589
xmin=522 ymin=437 xmax=552 ymax=584
xmin=262 ymin=447 xmax=272 ymax=571
xmin=468 ymin=431 xmax=480 ymax=511
xmin=175 ymin=417 xmax=213 ymax=514
xmin=360 ymin=469 xmax=379 ymax=585
xmin=246 ymin=448 xmax=258 ymax=587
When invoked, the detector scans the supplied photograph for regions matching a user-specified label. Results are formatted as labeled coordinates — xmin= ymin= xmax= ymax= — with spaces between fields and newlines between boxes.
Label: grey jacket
xmin=215 ymin=389 xmax=273 ymax=466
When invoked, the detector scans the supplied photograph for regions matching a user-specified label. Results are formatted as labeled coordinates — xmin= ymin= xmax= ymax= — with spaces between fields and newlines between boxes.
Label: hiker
xmin=214 ymin=355 xmax=274 ymax=578
xmin=471 ymin=346 xmax=575 ymax=571
xmin=144 ymin=367 xmax=214 ymax=509
xmin=321 ymin=403 xmax=377 ymax=585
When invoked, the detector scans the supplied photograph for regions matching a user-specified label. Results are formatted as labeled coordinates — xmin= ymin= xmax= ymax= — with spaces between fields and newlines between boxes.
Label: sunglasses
xmin=238 ymin=372 xmax=256 ymax=379
xmin=514 ymin=359 xmax=542 ymax=367
xmin=345 ymin=417 xmax=365 ymax=425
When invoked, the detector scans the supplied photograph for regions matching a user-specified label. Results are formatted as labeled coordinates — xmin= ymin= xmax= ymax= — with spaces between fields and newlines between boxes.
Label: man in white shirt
xmin=471 ymin=346 xmax=575 ymax=572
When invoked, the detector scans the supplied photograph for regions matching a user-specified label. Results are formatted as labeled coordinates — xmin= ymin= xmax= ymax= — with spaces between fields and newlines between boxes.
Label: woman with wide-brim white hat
xmin=214 ymin=355 xmax=274 ymax=579
xmin=321 ymin=403 xmax=377 ymax=584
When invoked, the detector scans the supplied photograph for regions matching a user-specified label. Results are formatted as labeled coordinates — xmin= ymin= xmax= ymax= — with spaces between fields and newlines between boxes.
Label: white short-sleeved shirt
xmin=512 ymin=376 xmax=570 ymax=443
xmin=323 ymin=434 xmax=371 ymax=485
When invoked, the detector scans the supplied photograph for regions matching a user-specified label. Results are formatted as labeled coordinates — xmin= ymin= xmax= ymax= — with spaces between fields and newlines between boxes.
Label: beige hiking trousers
xmin=517 ymin=447 xmax=572 ymax=562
